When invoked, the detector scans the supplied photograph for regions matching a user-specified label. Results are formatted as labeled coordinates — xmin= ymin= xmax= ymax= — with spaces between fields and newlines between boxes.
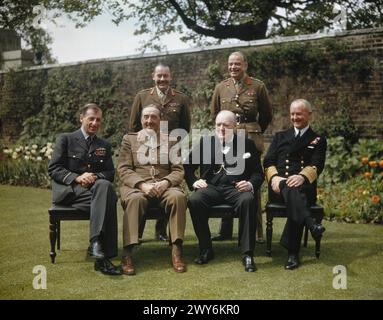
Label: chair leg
xmin=49 ymin=215 xmax=57 ymax=264
xmin=315 ymin=236 xmax=321 ymax=259
xmin=57 ymin=220 xmax=61 ymax=250
xmin=138 ymin=216 xmax=146 ymax=239
xmin=266 ymin=215 xmax=273 ymax=256
xmin=303 ymin=226 xmax=309 ymax=247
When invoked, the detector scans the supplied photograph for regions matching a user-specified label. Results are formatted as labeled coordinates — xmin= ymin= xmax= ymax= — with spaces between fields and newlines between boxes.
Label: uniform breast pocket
xmin=67 ymin=153 xmax=83 ymax=165
xmin=93 ymin=156 xmax=106 ymax=171
xmin=241 ymin=96 xmax=258 ymax=114
xmin=166 ymin=103 xmax=181 ymax=119
xmin=220 ymin=98 xmax=233 ymax=110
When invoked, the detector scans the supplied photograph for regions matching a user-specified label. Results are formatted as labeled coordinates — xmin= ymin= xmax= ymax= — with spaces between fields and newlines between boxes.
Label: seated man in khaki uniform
xmin=117 ymin=105 xmax=187 ymax=275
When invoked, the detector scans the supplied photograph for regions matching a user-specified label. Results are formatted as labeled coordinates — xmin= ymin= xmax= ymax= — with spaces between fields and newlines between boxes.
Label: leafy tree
xmin=1 ymin=0 xmax=382 ymax=54
xmin=0 ymin=0 xmax=55 ymax=64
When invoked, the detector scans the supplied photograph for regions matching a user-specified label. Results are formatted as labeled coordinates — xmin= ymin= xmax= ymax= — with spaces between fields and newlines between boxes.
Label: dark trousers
xmin=270 ymin=181 xmax=315 ymax=254
xmin=188 ymin=185 xmax=256 ymax=255
xmin=68 ymin=179 xmax=118 ymax=258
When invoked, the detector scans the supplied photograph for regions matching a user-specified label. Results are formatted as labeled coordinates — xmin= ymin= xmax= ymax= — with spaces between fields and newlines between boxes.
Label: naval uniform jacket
xmin=48 ymin=129 xmax=115 ymax=204
xmin=263 ymin=127 xmax=327 ymax=205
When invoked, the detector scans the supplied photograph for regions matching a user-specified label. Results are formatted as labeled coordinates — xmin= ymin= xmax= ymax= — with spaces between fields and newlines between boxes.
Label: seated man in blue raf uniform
xmin=263 ymin=99 xmax=327 ymax=270
xmin=184 ymin=110 xmax=264 ymax=272
xmin=48 ymin=103 xmax=121 ymax=275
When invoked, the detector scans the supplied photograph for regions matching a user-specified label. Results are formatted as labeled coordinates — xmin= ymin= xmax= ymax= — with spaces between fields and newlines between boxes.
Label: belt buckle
xmin=236 ymin=113 xmax=241 ymax=125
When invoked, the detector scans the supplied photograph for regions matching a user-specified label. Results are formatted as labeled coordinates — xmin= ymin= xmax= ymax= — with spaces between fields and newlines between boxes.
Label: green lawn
xmin=0 ymin=185 xmax=382 ymax=300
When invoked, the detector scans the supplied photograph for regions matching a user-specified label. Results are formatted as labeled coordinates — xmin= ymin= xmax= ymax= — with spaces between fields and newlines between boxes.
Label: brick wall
xmin=1 ymin=27 xmax=382 ymax=143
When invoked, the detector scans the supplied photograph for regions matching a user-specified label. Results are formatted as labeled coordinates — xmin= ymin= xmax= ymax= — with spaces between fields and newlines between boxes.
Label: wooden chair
xmin=48 ymin=205 xmax=165 ymax=263
xmin=265 ymin=202 xmax=324 ymax=258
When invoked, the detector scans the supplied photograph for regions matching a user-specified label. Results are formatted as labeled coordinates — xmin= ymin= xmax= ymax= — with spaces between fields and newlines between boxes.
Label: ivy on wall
xmin=17 ymin=64 xmax=132 ymax=148
xmin=191 ymin=38 xmax=376 ymax=140
xmin=0 ymin=38 xmax=378 ymax=148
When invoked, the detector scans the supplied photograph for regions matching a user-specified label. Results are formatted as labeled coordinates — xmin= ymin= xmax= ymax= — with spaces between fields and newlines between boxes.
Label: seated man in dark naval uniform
xmin=263 ymin=99 xmax=327 ymax=270
xmin=48 ymin=103 xmax=121 ymax=275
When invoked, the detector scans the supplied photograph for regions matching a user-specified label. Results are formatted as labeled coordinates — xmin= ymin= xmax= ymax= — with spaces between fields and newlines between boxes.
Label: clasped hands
xmin=271 ymin=174 xmax=305 ymax=194
xmin=193 ymin=179 xmax=252 ymax=192
xmin=138 ymin=180 xmax=170 ymax=198
xmin=75 ymin=172 xmax=97 ymax=187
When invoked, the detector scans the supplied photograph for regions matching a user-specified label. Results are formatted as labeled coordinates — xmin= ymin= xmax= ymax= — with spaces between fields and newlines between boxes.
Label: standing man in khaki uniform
xmin=129 ymin=63 xmax=191 ymax=241
xmin=211 ymin=51 xmax=272 ymax=243
xmin=118 ymin=105 xmax=187 ymax=275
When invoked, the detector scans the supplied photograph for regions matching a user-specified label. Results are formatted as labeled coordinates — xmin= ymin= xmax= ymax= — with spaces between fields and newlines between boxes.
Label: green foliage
xmin=18 ymin=64 xmax=132 ymax=149
xmin=318 ymin=138 xmax=383 ymax=223
xmin=319 ymin=137 xmax=383 ymax=185
xmin=319 ymin=175 xmax=383 ymax=224
xmin=0 ymin=69 xmax=46 ymax=120
xmin=248 ymin=40 xmax=375 ymax=85
xmin=312 ymin=95 xmax=360 ymax=145
xmin=191 ymin=61 xmax=223 ymax=130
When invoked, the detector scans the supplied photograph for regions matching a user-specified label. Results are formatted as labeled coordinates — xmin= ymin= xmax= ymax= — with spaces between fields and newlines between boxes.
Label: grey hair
xmin=141 ymin=104 xmax=161 ymax=118
xmin=229 ymin=51 xmax=247 ymax=64
xmin=216 ymin=110 xmax=237 ymax=124
xmin=291 ymin=99 xmax=312 ymax=112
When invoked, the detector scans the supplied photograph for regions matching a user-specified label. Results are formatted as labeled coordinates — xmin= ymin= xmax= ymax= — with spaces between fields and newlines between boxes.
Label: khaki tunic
xmin=117 ymin=132 xmax=186 ymax=246
xmin=129 ymin=87 xmax=191 ymax=133
xmin=211 ymin=76 xmax=272 ymax=152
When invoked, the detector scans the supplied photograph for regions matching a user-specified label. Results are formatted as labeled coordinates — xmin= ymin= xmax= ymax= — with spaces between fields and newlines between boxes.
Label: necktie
xmin=235 ymin=80 xmax=241 ymax=93
xmin=295 ymin=130 xmax=301 ymax=140
xmin=86 ymin=136 xmax=92 ymax=149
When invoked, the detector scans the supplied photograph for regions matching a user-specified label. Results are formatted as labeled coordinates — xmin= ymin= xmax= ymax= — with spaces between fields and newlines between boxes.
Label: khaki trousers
xmin=121 ymin=189 xmax=187 ymax=247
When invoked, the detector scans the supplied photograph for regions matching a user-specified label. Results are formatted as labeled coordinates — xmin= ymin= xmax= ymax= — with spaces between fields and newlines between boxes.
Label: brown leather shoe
xmin=121 ymin=256 xmax=136 ymax=276
xmin=172 ymin=254 xmax=186 ymax=273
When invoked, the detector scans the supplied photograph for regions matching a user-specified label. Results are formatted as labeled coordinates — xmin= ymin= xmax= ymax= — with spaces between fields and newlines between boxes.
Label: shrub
xmin=318 ymin=145 xmax=383 ymax=223
xmin=0 ymin=143 xmax=53 ymax=187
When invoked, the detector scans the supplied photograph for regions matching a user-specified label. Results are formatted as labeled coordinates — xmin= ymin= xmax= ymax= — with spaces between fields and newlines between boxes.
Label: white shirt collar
xmin=294 ymin=125 xmax=309 ymax=137
xmin=80 ymin=127 xmax=96 ymax=141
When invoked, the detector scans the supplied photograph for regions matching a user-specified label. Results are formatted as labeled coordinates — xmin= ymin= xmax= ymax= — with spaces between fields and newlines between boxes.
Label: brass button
xmin=286 ymin=166 xmax=289 ymax=169
xmin=100 ymin=160 xmax=103 ymax=163
xmin=236 ymin=104 xmax=239 ymax=107
xmin=301 ymin=166 xmax=304 ymax=169
xmin=285 ymin=172 xmax=289 ymax=176
xmin=87 ymin=164 xmax=91 ymax=168
xmin=301 ymin=161 xmax=304 ymax=164
xmin=286 ymin=160 xmax=289 ymax=163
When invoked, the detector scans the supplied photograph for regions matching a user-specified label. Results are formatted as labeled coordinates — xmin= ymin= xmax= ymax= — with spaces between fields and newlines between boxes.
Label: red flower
xmin=361 ymin=157 xmax=369 ymax=165
xmin=369 ymin=161 xmax=377 ymax=168
xmin=379 ymin=160 xmax=383 ymax=168
xmin=364 ymin=172 xmax=371 ymax=178
xmin=371 ymin=195 xmax=380 ymax=204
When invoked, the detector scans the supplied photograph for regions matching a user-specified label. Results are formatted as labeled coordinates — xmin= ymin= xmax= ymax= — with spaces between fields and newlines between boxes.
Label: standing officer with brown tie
xmin=129 ymin=63 xmax=191 ymax=242
xmin=211 ymin=51 xmax=272 ymax=242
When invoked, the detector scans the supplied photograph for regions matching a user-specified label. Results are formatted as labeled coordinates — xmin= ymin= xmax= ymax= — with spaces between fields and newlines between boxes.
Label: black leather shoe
xmin=194 ymin=249 xmax=214 ymax=264
xmin=310 ymin=224 xmax=326 ymax=241
xmin=242 ymin=255 xmax=257 ymax=272
xmin=211 ymin=234 xmax=232 ymax=241
xmin=94 ymin=258 xmax=122 ymax=275
xmin=88 ymin=240 xmax=105 ymax=259
xmin=156 ymin=233 xmax=168 ymax=242
xmin=284 ymin=254 xmax=299 ymax=270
